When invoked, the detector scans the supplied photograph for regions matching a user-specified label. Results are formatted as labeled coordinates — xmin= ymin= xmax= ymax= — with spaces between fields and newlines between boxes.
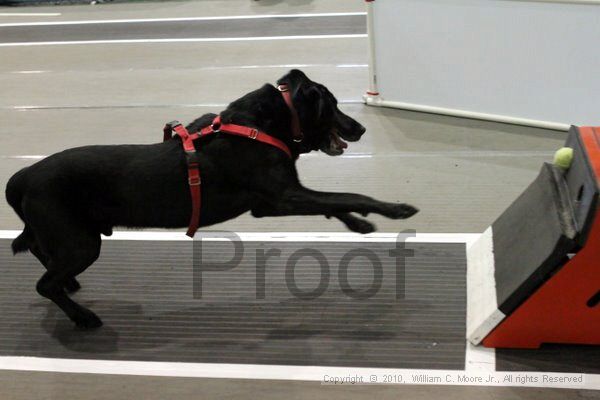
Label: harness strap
xmin=164 ymin=121 xmax=201 ymax=238
xmin=164 ymin=117 xmax=293 ymax=238
xmin=200 ymin=116 xmax=292 ymax=159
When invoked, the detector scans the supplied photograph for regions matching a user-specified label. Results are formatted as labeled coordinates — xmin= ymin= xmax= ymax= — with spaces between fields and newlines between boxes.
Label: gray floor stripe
xmin=0 ymin=15 xmax=366 ymax=44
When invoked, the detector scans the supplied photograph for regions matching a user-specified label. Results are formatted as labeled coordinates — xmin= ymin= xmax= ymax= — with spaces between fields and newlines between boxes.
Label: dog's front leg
xmin=255 ymin=186 xmax=418 ymax=220
xmin=328 ymin=213 xmax=376 ymax=234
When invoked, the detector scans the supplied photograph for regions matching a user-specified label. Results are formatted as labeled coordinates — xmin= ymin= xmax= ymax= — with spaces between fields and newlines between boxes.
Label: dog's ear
xmin=287 ymin=69 xmax=309 ymax=83
xmin=277 ymin=69 xmax=310 ymax=91
xmin=298 ymin=85 xmax=326 ymax=121
xmin=278 ymin=69 xmax=329 ymax=123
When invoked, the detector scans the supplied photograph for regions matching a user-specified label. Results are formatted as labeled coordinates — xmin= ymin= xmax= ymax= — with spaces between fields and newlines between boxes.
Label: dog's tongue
xmin=331 ymin=131 xmax=348 ymax=150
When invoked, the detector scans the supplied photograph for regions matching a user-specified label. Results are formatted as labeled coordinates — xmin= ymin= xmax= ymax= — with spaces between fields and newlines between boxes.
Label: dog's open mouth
xmin=327 ymin=130 xmax=348 ymax=155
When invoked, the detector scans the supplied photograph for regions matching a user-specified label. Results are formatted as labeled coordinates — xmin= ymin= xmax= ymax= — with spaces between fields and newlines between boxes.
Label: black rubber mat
xmin=0 ymin=15 xmax=366 ymax=44
xmin=496 ymin=346 xmax=600 ymax=374
xmin=0 ymin=239 xmax=466 ymax=370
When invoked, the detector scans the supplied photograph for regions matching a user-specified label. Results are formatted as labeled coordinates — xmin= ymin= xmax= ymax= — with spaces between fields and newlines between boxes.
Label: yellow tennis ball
xmin=553 ymin=147 xmax=574 ymax=170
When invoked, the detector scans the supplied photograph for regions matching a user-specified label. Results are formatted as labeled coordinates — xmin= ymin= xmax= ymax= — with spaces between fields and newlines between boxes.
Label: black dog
xmin=5 ymin=70 xmax=418 ymax=329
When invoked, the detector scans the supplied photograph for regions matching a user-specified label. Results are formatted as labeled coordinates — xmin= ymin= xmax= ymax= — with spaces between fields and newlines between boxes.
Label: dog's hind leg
xmin=25 ymin=226 xmax=81 ymax=293
xmin=29 ymin=237 xmax=82 ymax=294
xmin=25 ymin=201 xmax=102 ymax=328
xmin=36 ymin=269 xmax=101 ymax=329
xmin=63 ymin=276 xmax=82 ymax=294
xmin=34 ymin=232 xmax=102 ymax=329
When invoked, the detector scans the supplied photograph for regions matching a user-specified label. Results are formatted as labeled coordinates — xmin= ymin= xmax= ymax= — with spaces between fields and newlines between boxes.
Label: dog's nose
xmin=358 ymin=125 xmax=366 ymax=136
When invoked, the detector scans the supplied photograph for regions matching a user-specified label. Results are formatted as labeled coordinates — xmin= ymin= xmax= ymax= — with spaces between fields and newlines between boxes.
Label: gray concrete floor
xmin=1 ymin=371 xmax=598 ymax=400
xmin=0 ymin=0 xmax=583 ymax=399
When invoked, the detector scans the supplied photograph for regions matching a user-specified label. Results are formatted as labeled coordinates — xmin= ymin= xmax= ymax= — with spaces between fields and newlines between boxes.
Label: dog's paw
xmin=72 ymin=309 xmax=103 ymax=330
xmin=347 ymin=218 xmax=377 ymax=234
xmin=64 ymin=277 xmax=81 ymax=294
xmin=384 ymin=203 xmax=419 ymax=219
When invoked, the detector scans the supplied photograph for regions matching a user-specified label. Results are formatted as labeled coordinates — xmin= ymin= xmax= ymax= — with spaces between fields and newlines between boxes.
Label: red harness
xmin=163 ymin=84 xmax=301 ymax=237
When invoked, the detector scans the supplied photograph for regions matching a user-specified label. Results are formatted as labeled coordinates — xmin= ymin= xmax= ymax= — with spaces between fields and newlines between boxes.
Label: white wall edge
xmin=366 ymin=0 xmax=378 ymax=96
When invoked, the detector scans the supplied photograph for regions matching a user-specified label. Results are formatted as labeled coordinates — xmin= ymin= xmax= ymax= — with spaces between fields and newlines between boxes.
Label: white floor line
xmin=6 ymin=64 xmax=367 ymax=75
xmin=8 ymin=104 xmax=228 ymax=110
xmin=5 ymin=99 xmax=362 ymax=110
xmin=8 ymin=70 xmax=47 ymax=74
xmin=0 ymin=150 xmax=552 ymax=162
xmin=0 ymin=155 xmax=46 ymax=160
xmin=0 ymin=13 xmax=61 ymax=17
xmin=302 ymin=151 xmax=556 ymax=158
xmin=0 ymin=34 xmax=368 ymax=47
xmin=0 ymin=12 xmax=366 ymax=28
xmin=5 ymin=63 xmax=365 ymax=74
xmin=0 ymin=230 xmax=481 ymax=245
xmin=0 ymin=356 xmax=596 ymax=389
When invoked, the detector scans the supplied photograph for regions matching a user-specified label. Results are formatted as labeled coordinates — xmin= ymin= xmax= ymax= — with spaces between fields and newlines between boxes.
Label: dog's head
xmin=277 ymin=70 xmax=366 ymax=156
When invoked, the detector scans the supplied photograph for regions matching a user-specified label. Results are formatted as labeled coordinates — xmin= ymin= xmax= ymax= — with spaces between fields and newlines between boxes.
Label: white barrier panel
xmin=365 ymin=0 xmax=600 ymax=130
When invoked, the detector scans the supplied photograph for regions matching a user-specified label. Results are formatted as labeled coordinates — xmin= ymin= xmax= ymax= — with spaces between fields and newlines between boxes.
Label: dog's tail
xmin=11 ymin=228 xmax=31 ymax=255
xmin=5 ymin=167 xmax=31 ymax=254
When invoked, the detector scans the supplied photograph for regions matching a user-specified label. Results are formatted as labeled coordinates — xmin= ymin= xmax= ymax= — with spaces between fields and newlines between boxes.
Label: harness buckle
xmin=188 ymin=176 xmax=201 ymax=186
xmin=164 ymin=120 xmax=183 ymax=141
xmin=249 ymin=128 xmax=258 ymax=139
xmin=211 ymin=123 xmax=221 ymax=133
